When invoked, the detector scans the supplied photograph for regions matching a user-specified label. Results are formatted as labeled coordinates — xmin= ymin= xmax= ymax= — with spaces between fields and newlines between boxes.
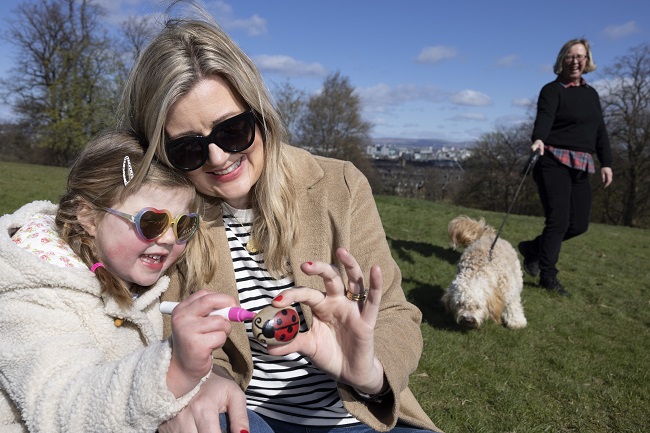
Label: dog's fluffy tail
xmin=448 ymin=215 xmax=496 ymax=249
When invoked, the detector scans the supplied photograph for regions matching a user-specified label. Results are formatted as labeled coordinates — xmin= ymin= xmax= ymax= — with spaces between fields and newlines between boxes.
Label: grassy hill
xmin=0 ymin=161 xmax=68 ymax=215
xmin=2 ymin=160 xmax=649 ymax=432
xmin=377 ymin=195 xmax=648 ymax=432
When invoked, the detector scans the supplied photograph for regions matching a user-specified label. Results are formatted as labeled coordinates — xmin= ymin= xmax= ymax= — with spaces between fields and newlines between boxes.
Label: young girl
xmin=0 ymin=131 xmax=253 ymax=432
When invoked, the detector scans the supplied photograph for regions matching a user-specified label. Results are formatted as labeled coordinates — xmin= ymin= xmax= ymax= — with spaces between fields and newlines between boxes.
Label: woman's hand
xmin=532 ymin=139 xmax=545 ymax=155
xmin=167 ymin=290 xmax=236 ymax=397
xmin=267 ymin=247 xmax=386 ymax=395
xmin=159 ymin=369 xmax=249 ymax=433
xmin=601 ymin=167 xmax=613 ymax=188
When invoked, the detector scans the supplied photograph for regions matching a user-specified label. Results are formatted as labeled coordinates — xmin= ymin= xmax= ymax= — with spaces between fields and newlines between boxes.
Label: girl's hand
xmin=166 ymin=290 xmax=236 ymax=397
xmin=267 ymin=248 xmax=386 ymax=395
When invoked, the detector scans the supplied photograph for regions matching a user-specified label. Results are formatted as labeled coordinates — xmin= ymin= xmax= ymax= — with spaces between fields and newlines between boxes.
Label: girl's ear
xmin=77 ymin=202 xmax=98 ymax=236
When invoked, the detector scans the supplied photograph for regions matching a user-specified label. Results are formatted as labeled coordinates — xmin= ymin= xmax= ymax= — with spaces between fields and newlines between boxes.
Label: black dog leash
xmin=488 ymin=149 xmax=540 ymax=260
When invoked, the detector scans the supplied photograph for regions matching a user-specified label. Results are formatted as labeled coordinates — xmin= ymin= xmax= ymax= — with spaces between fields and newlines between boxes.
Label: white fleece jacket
xmin=0 ymin=201 xmax=203 ymax=433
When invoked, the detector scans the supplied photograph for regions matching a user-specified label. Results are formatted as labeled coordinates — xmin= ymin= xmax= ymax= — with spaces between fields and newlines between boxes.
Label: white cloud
xmin=603 ymin=21 xmax=642 ymax=40
xmin=224 ymin=14 xmax=267 ymax=36
xmin=449 ymin=90 xmax=492 ymax=106
xmin=357 ymin=83 xmax=446 ymax=112
xmin=449 ymin=113 xmax=487 ymax=121
xmin=92 ymin=0 xmax=267 ymax=35
xmin=512 ymin=97 xmax=533 ymax=108
xmin=253 ymin=55 xmax=327 ymax=77
xmin=207 ymin=1 xmax=267 ymax=36
xmin=416 ymin=45 xmax=457 ymax=64
xmin=496 ymin=55 xmax=517 ymax=67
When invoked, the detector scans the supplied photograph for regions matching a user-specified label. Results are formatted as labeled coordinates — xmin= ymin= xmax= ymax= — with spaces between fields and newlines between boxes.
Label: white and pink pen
xmin=159 ymin=301 xmax=256 ymax=322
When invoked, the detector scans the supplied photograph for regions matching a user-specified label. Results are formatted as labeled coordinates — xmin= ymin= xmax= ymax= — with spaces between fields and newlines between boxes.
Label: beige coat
xmin=163 ymin=146 xmax=442 ymax=432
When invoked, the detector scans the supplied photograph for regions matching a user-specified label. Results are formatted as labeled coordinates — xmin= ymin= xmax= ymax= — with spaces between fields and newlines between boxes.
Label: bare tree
xmin=119 ymin=15 xmax=157 ymax=59
xmin=454 ymin=122 xmax=541 ymax=215
xmin=0 ymin=0 xmax=119 ymax=165
xmin=271 ymin=80 xmax=306 ymax=144
xmin=599 ymin=43 xmax=650 ymax=227
xmin=296 ymin=72 xmax=381 ymax=191
xmin=297 ymin=72 xmax=371 ymax=155
xmin=112 ymin=14 xmax=159 ymax=118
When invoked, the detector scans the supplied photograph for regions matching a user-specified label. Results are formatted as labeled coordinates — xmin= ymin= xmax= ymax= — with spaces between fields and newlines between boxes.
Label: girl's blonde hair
xmin=56 ymin=130 xmax=216 ymax=307
xmin=553 ymin=38 xmax=597 ymax=75
xmin=120 ymin=8 xmax=297 ymax=277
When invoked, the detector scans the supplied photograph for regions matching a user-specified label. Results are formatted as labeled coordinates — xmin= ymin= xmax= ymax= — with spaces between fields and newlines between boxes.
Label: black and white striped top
xmin=221 ymin=203 xmax=358 ymax=425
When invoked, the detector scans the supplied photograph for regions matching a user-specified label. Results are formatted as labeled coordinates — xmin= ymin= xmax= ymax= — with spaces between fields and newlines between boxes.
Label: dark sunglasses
xmin=103 ymin=207 xmax=199 ymax=243
xmin=165 ymin=110 xmax=256 ymax=171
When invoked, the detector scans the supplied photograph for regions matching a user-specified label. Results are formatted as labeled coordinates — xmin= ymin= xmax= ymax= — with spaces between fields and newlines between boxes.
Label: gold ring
xmin=345 ymin=289 xmax=369 ymax=302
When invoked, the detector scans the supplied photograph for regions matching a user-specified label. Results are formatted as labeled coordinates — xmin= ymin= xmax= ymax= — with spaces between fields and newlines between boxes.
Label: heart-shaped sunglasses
xmin=103 ymin=207 xmax=199 ymax=243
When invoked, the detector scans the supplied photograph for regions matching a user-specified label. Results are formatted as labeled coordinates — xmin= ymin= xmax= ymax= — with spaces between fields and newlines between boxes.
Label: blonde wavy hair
xmin=56 ymin=130 xmax=216 ymax=307
xmin=553 ymin=38 xmax=597 ymax=75
xmin=119 ymin=6 xmax=297 ymax=277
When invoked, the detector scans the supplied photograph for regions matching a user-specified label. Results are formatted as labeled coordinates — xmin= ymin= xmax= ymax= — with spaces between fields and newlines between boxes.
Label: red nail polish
xmin=274 ymin=295 xmax=283 ymax=302
xmin=307 ymin=261 xmax=313 ymax=265
xmin=241 ymin=430 xmax=249 ymax=433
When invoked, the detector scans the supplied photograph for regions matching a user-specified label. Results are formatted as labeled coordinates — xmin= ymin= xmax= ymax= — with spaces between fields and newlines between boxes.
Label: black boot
xmin=539 ymin=276 xmax=570 ymax=296
xmin=518 ymin=241 xmax=540 ymax=277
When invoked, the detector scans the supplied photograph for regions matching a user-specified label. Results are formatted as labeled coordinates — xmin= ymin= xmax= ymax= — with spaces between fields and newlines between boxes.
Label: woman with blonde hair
xmin=120 ymin=4 xmax=442 ymax=433
xmin=519 ymin=38 xmax=613 ymax=296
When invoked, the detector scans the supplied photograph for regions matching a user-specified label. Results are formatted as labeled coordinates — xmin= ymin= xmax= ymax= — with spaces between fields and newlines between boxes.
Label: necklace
xmin=221 ymin=203 xmax=259 ymax=254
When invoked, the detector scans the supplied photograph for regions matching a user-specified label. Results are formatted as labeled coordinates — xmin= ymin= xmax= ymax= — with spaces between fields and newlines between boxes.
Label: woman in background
xmin=519 ymin=38 xmax=613 ymax=296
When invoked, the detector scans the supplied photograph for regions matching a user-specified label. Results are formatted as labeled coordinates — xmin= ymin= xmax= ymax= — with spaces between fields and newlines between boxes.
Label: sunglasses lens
xmin=139 ymin=210 xmax=171 ymax=240
xmin=216 ymin=115 xmax=255 ymax=152
xmin=165 ymin=112 xmax=255 ymax=171
xmin=167 ymin=139 xmax=206 ymax=171
xmin=175 ymin=214 xmax=199 ymax=242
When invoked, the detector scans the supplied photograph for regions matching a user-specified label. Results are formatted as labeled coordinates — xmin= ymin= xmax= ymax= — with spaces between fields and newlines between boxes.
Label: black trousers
xmin=530 ymin=154 xmax=592 ymax=281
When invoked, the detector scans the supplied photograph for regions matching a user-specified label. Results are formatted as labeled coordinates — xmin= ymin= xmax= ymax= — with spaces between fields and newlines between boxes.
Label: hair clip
xmin=122 ymin=156 xmax=134 ymax=186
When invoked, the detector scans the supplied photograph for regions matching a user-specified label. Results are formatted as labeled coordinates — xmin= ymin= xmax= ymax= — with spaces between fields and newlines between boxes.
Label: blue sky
xmin=1 ymin=0 xmax=649 ymax=143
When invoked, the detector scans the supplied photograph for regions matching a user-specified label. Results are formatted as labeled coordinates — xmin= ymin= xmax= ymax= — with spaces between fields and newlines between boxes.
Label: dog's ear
xmin=486 ymin=289 xmax=505 ymax=324
xmin=449 ymin=235 xmax=459 ymax=250
xmin=448 ymin=216 xmax=466 ymax=249
xmin=447 ymin=219 xmax=458 ymax=247
xmin=448 ymin=215 xmax=477 ymax=248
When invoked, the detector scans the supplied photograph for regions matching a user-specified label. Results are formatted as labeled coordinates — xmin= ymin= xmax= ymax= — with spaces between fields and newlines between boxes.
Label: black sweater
xmin=532 ymin=80 xmax=612 ymax=167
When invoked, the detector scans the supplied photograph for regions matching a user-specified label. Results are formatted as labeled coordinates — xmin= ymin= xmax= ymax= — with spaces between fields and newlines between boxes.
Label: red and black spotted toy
xmin=252 ymin=305 xmax=299 ymax=345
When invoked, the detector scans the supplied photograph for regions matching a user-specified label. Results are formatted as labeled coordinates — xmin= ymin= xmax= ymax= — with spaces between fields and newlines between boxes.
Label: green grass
xmin=377 ymin=195 xmax=649 ymax=433
xmin=2 ymin=162 xmax=649 ymax=432
xmin=0 ymin=161 xmax=68 ymax=215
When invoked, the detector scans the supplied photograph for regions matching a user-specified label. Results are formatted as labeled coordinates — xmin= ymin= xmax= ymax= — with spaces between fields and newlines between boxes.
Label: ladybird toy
xmin=252 ymin=305 xmax=299 ymax=345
